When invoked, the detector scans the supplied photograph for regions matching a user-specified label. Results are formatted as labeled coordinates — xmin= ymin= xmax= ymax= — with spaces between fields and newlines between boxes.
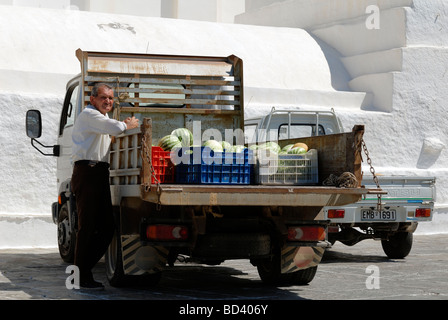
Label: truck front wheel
xmin=381 ymin=232 xmax=413 ymax=259
xmin=57 ymin=203 xmax=76 ymax=263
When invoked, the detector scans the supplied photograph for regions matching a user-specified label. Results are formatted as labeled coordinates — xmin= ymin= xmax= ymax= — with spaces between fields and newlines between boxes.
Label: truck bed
xmin=109 ymin=121 xmax=384 ymax=207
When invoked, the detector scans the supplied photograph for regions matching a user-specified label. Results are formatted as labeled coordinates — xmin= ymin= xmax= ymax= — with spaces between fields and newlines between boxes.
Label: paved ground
xmin=1 ymin=234 xmax=447 ymax=305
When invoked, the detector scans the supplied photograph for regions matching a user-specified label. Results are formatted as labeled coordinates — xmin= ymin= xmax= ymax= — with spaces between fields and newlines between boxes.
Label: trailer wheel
xmin=381 ymin=232 xmax=413 ymax=259
xmin=57 ymin=203 xmax=76 ymax=263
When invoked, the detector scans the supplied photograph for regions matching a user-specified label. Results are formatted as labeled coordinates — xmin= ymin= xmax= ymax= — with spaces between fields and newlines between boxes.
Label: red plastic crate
xmin=151 ymin=146 xmax=175 ymax=183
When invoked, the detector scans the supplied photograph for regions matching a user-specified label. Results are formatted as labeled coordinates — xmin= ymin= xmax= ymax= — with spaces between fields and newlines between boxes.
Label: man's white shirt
xmin=72 ymin=105 xmax=127 ymax=163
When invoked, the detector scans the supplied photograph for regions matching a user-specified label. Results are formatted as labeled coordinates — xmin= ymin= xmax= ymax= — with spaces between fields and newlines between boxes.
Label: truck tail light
xmin=328 ymin=209 xmax=345 ymax=219
xmin=287 ymin=226 xmax=326 ymax=242
xmin=415 ymin=208 xmax=431 ymax=218
xmin=146 ymin=225 xmax=189 ymax=241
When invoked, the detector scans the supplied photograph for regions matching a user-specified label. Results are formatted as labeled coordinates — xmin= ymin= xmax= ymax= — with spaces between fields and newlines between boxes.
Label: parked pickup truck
xmin=245 ymin=107 xmax=435 ymax=259
xmin=26 ymin=49 xmax=383 ymax=287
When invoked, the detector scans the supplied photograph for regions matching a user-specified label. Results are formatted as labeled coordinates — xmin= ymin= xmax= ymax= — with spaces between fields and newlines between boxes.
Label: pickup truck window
xmin=59 ymin=83 xmax=79 ymax=135
xmin=278 ymin=123 xmax=325 ymax=139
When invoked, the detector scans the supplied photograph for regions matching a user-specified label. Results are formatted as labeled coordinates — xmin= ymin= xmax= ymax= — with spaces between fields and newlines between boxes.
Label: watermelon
xmin=221 ymin=141 xmax=232 ymax=150
xmin=281 ymin=144 xmax=295 ymax=152
xmin=203 ymin=140 xmax=223 ymax=152
xmin=293 ymin=142 xmax=308 ymax=152
xmin=158 ymin=134 xmax=182 ymax=151
xmin=258 ymin=141 xmax=281 ymax=154
xmin=248 ymin=144 xmax=259 ymax=150
xmin=171 ymin=128 xmax=193 ymax=147
xmin=232 ymin=145 xmax=246 ymax=153
xmin=287 ymin=147 xmax=306 ymax=154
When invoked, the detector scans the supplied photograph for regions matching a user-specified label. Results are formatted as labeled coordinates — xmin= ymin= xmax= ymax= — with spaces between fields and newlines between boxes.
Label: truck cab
xmin=244 ymin=107 xmax=343 ymax=144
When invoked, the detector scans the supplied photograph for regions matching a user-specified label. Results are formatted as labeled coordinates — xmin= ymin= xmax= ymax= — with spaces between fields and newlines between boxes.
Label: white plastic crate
xmin=255 ymin=149 xmax=318 ymax=185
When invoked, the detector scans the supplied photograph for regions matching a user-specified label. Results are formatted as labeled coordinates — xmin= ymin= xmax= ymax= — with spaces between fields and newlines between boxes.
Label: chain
xmin=141 ymin=134 xmax=162 ymax=210
xmin=361 ymin=139 xmax=383 ymax=212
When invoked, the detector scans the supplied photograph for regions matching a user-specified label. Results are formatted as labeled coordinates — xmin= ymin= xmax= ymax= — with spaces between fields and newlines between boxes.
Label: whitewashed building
xmin=0 ymin=0 xmax=446 ymax=247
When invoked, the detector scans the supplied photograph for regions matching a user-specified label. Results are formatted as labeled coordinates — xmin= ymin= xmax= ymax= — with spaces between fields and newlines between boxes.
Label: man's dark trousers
xmin=71 ymin=161 xmax=115 ymax=283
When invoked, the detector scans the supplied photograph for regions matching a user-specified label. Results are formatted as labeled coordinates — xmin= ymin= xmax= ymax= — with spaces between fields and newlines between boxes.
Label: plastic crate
xmin=255 ymin=149 xmax=318 ymax=185
xmin=174 ymin=147 xmax=253 ymax=185
xmin=151 ymin=146 xmax=175 ymax=183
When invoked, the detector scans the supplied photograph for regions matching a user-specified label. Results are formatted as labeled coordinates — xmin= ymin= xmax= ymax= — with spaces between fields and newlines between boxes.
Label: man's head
xmin=90 ymin=83 xmax=114 ymax=115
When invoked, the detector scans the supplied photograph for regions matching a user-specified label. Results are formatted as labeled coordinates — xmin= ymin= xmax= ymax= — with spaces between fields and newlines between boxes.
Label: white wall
xmin=89 ymin=0 xmax=161 ymax=17
xmin=11 ymin=0 xmax=69 ymax=9
xmin=0 ymin=0 xmax=246 ymax=23
xmin=0 ymin=5 xmax=337 ymax=218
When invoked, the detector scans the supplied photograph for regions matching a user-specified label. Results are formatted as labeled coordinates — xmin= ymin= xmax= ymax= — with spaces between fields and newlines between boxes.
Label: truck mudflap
xmin=281 ymin=246 xmax=325 ymax=273
xmin=121 ymin=235 xmax=168 ymax=275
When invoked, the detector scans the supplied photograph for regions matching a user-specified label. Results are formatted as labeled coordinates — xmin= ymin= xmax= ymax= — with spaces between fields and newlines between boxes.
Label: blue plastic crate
xmin=174 ymin=147 xmax=253 ymax=185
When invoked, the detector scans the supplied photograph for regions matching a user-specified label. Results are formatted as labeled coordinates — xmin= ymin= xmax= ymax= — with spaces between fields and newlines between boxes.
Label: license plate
xmin=361 ymin=209 xmax=396 ymax=221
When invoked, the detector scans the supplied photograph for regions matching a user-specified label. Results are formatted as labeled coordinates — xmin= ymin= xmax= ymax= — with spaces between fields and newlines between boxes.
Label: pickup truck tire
xmin=57 ymin=203 xmax=76 ymax=263
xmin=381 ymin=232 xmax=413 ymax=259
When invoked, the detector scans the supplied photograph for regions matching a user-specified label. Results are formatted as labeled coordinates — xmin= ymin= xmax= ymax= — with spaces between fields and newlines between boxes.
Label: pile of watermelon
xmin=249 ymin=141 xmax=308 ymax=155
xmin=158 ymin=128 xmax=309 ymax=155
xmin=158 ymin=128 xmax=246 ymax=153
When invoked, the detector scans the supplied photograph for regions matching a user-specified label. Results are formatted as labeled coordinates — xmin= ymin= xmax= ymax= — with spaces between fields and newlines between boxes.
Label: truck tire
xmin=105 ymin=229 xmax=162 ymax=287
xmin=381 ymin=232 xmax=413 ymax=259
xmin=105 ymin=230 xmax=127 ymax=287
xmin=256 ymin=247 xmax=317 ymax=286
xmin=57 ymin=203 xmax=76 ymax=263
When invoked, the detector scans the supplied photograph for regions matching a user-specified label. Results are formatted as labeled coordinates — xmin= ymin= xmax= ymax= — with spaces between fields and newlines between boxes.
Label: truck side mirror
xmin=26 ymin=109 xmax=60 ymax=157
xmin=26 ymin=110 xmax=42 ymax=139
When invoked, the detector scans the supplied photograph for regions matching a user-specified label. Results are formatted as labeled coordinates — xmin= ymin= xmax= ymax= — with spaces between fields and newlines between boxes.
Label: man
xmin=71 ymin=83 xmax=139 ymax=289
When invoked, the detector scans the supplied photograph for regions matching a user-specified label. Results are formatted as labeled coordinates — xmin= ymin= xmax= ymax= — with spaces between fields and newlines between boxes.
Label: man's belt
xmin=75 ymin=160 xmax=110 ymax=168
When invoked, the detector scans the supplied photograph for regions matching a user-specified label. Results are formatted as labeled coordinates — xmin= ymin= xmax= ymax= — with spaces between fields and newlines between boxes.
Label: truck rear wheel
xmin=105 ymin=229 xmax=162 ymax=287
xmin=105 ymin=230 xmax=127 ymax=287
xmin=256 ymin=247 xmax=317 ymax=286
xmin=57 ymin=203 xmax=76 ymax=263
xmin=381 ymin=232 xmax=413 ymax=259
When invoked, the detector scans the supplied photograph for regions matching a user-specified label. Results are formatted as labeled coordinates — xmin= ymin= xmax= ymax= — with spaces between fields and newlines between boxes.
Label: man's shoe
xmin=80 ymin=279 xmax=105 ymax=290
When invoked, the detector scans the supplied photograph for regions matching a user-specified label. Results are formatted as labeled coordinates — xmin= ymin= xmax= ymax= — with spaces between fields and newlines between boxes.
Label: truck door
xmin=56 ymin=82 xmax=79 ymax=185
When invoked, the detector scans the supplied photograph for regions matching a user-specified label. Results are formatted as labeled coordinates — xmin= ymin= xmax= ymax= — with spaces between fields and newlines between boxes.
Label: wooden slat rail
xmin=85 ymin=75 xmax=241 ymax=86
xmin=82 ymin=73 xmax=242 ymax=109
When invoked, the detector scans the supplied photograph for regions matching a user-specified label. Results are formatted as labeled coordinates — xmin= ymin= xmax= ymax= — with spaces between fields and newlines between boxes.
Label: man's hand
xmin=124 ymin=116 xmax=139 ymax=130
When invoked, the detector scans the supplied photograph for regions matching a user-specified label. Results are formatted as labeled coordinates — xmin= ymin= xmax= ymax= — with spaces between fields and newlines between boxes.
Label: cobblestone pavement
xmin=1 ymin=234 xmax=447 ymax=302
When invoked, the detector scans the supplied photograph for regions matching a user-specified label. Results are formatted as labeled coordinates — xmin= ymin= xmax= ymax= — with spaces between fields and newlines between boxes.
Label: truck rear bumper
xmin=324 ymin=204 xmax=433 ymax=224
xmin=138 ymin=184 xmax=380 ymax=207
